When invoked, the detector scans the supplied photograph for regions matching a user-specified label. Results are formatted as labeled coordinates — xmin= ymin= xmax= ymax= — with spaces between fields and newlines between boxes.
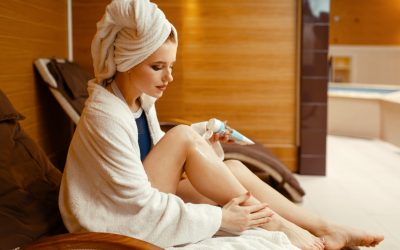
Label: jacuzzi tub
xmin=328 ymin=83 xmax=400 ymax=147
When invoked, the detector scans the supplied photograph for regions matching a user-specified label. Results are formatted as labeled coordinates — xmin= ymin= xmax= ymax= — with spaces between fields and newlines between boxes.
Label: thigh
xmin=142 ymin=125 xmax=191 ymax=194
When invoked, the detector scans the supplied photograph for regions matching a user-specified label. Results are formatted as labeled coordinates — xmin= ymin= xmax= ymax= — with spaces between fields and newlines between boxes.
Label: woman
xmin=59 ymin=0 xmax=383 ymax=249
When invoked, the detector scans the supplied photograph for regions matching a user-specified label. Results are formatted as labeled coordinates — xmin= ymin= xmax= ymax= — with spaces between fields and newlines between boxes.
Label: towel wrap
xmin=91 ymin=0 xmax=178 ymax=83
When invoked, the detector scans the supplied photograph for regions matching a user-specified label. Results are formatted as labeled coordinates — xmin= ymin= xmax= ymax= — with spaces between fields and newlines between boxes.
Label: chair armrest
xmin=23 ymin=232 xmax=162 ymax=250
xmin=160 ymin=118 xmax=192 ymax=126
xmin=160 ymin=118 xmax=192 ymax=132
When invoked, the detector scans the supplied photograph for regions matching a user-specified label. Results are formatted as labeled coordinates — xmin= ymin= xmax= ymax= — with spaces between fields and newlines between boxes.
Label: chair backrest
xmin=0 ymin=90 xmax=65 ymax=250
xmin=34 ymin=58 xmax=92 ymax=124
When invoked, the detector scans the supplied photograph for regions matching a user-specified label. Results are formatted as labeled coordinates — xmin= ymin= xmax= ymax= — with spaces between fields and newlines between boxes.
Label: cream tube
xmin=206 ymin=118 xmax=254 ymax=145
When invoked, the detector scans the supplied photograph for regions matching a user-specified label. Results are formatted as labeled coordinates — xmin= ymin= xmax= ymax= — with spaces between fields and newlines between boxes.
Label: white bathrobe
xmin=59 ymin=81 xmax=222 ymax=248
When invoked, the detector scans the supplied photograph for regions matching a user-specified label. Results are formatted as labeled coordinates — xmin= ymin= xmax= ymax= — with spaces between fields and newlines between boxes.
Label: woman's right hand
xmin=220 ymin=192 xmax=274 ymax=234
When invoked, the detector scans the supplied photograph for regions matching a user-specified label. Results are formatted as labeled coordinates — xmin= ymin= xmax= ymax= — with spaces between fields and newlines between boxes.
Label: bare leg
xmin=177 ymin=177 xmax=324 ymax=249
xmin=187 ymin=159 xmax=383 ymax=249
xmin=143 ymin=125 xmax=250 ymax=204
xmin=177 ymin=178 xmax=218 ymax=205
xmin=144 ymin=125 xmax=323 ymax=250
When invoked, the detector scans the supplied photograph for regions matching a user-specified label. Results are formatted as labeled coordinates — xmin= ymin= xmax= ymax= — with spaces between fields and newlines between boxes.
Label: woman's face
xmin=128 ymin=41 xmax=177 ymax=99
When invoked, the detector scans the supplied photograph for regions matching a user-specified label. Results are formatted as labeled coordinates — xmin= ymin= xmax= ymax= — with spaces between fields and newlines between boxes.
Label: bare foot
xmin=262 ymin=214 xmax=324 ymax=250
xmin=316 ymin=223 xmax=384 ymax=250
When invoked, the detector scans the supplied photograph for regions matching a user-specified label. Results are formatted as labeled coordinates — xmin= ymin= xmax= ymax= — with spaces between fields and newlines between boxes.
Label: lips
xmin=156 ymin=85 xmax=167 ymax=91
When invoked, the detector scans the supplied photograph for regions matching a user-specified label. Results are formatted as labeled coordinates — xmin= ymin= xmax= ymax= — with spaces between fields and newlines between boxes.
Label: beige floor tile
xmin=296 ymin=135 xmax=400 ymax=250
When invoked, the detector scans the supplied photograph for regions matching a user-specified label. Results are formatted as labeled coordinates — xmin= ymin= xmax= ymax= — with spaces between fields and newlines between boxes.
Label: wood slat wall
xmin=330 ymin=0 xmax=400 ymax=45
xmin=0 ymin=0 xmax=70 ymax=169
xmin=73 ymin=0 xmax=298 ymax=171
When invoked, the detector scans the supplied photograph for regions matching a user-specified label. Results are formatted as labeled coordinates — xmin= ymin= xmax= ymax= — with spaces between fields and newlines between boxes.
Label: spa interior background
xmin=299 ymin=1 xmax=400 ymax=249
xmin=0 ymin=0 xmax=399 ymax=249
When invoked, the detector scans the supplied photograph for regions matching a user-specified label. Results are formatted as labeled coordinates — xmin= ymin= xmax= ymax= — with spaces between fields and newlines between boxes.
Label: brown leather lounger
xmin=160 ymin=121 xmax=305 ymax=203
xmin=33 ymin=58 xmax=306 ymax=203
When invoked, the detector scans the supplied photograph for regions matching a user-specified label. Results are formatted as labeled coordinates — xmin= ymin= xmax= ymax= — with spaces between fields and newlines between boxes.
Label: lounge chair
xmin=33 ymin=58 xmax=305 ymax=203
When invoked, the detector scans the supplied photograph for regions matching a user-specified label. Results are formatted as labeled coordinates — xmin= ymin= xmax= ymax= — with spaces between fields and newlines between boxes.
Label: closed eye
xmin=151 ymin=65 xmax=163 ymax=71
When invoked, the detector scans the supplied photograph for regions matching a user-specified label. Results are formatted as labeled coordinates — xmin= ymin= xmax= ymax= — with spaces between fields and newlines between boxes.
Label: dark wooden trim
xmin=298 ymin=0 xmax=330 ymax=175
xmin=23 ymin=232 xmax=162 ymax=250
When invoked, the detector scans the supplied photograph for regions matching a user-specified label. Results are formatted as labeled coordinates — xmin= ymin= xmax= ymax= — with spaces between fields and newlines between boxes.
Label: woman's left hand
xmin=209 ymin=132 xmax=235 ymax=144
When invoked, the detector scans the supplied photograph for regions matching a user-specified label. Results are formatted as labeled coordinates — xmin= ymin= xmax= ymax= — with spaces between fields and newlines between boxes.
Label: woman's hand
xmin=220 ymin=192 xmax=274 ymax=234
xmin=208 ymin=120 xmax=234 ymax=144
xmin=209 ymin=132 xmax=235 ymax=144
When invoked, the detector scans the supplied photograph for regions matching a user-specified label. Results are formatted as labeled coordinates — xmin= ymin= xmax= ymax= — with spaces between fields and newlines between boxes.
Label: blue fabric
xmin=135 ymin=112 xmax=152 ymax=161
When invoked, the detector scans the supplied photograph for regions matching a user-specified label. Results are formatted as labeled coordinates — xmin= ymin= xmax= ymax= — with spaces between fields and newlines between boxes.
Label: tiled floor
xmin=296 ymin=135 xmax=400 ymax=250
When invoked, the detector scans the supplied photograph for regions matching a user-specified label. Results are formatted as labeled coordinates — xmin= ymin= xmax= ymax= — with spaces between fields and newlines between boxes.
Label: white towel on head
xmin=91 ymin=0 xmax=177 ymax=83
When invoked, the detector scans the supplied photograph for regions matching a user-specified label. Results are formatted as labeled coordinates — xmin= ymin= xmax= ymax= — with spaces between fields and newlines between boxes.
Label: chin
xmin=149 ymin=92 xmax=163 ymax=99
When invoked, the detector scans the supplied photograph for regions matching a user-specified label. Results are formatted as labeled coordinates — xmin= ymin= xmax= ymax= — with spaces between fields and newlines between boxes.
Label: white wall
xmin=329 ymin=45 xmax=400 ymax=85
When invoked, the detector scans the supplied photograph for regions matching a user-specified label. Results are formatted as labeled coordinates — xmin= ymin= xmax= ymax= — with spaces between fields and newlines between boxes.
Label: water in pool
xmin=329 ymin=86 xmax=400 ymax=94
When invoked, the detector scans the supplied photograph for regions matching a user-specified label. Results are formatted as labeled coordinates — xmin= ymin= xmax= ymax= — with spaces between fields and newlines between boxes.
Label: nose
xmin=163 ymin=68 xmax=173 ymax=83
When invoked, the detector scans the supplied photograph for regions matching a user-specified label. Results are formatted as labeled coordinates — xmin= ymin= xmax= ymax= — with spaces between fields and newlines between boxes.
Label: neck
xmin=113 ymin=72 xmax=141 ymax=111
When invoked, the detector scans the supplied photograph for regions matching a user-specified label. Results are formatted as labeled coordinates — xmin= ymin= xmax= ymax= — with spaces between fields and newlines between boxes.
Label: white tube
xmin=206 ymin=118 xmax=254 ymax=145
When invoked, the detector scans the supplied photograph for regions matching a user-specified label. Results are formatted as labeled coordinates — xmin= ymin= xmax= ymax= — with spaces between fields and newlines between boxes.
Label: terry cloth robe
xmin=59 ymin=81 xmax=222 ymax=248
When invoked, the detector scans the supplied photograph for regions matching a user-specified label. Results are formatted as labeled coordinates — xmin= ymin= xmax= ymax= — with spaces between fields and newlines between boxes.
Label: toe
xmin=315 ymin=241 xmax=324 ymax=250
xmin=311 ymin=237 xmax=324 ymax=250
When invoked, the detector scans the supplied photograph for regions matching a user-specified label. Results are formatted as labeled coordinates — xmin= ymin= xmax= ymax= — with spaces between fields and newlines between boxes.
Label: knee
xmin=169 ymin=124 xmax=200 ymax=144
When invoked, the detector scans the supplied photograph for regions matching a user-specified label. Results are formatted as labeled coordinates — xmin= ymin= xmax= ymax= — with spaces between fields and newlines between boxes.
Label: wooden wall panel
xmin=72 ymin=1 xmax=107 ymax=73
xmin=330 ymin=0 xmax=400 ymax=45
xmin=0 ymin=0 xmax=70 ymax=169
xmin=73 ymin=0 xmax=298 ymax=171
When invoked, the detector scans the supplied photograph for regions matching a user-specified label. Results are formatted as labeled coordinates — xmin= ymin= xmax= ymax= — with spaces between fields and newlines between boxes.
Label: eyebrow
xmin=152 ymin=61 xmax=175 ymax=64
